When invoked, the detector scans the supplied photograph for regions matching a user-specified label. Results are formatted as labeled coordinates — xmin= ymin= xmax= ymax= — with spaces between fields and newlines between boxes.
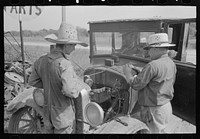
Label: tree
xmin=8 ymin=26 xmax=89 ymax=38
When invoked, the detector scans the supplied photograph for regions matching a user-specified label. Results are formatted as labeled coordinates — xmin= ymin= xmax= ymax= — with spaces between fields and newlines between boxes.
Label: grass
xmin=4 ymin=43 xmax=50 ymax=63
xmin=4 ymin=42 xmax=91 ymax=77
xmin=5 ymin=36 xmax=89 ymax=45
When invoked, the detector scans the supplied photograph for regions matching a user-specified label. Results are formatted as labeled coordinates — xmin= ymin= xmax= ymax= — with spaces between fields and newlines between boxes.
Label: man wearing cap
xmin=123 ymin=33 xmax=177 ymax=133
xmin=28 ymin=23 xmax=91 ymax=134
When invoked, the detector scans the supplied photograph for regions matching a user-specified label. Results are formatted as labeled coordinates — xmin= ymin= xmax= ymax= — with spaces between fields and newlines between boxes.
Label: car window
xmin=92 ymin=32 xmax=112 ymax=55
xmin=119 ymin=32 xmax=154 ymax=58
xmin=168 ymin=22 xmax=196 ymax=65
xmin=168 ymin=27 xmax=173 ymax=43
xmin=92 ymin=31 xmax=155 ymax=58
xmin=185 ymin=22 xmax=196 ymax=65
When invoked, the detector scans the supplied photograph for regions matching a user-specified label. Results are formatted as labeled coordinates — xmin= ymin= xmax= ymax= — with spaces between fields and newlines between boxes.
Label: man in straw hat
xmin=123 ymin=33 xmax=177 ymax=133
xmin=28 ymin=23 xmax=91 ymax=134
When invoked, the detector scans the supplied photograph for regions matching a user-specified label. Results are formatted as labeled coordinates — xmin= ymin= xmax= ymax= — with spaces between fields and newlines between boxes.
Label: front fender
xmin=92 ymin=115 xmax=149 ymax=134
xmin=6 ymin=87 xmax=43 ymax=116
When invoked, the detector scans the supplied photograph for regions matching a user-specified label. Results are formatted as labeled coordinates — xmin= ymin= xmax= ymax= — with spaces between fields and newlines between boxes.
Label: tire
xmin=8 ymin=106 xmax=44 ymax=133
xmin=135 ymin=129 xmax=150 ymax=134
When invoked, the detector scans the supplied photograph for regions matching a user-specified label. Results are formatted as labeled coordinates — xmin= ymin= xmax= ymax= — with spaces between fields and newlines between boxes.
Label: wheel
xmin=135 ymin=129 xmax=150 ymax=134
xmin=8 ymin=106 xmax=44 ymax=133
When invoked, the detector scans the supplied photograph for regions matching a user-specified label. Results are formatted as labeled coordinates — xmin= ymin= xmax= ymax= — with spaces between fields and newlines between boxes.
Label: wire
xmin=4 ymin=32 xmax=32 ymax=62
xmin=85 ymin=70 xmax=106 ymax=77
xmin=70 ymin=58 xmax=85 ymax=72
xmin=5 ymin=32 xmax=21 ymax=48
xmin=4 ymin=36 xmax=21 ymax=54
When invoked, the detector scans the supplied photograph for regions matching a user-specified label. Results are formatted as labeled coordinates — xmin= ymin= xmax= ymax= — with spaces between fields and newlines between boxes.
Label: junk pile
xmin=4 ymin=60 xmax=32 ymax=107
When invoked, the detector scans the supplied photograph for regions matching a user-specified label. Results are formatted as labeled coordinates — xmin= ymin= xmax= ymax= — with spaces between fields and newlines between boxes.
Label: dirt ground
xmin=4 ymin=110 xmax=195 ymax=134
xmin=164 ymin=115 xmax=196 ymax=133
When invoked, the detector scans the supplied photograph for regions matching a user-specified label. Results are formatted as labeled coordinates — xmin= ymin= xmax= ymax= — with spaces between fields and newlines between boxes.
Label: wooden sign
xmin=4 ymin=6 xmax=44 ymax=21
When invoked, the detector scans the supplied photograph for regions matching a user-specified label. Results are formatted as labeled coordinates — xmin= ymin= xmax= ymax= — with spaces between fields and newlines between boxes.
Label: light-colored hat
xmin=44 ymin=22 xmax=88 ymax=47
xmin=144 ymin=33 xmax=175 ymax=49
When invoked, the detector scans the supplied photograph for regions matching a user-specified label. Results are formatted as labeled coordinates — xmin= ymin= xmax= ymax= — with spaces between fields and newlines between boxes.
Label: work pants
xmin=132 ymin=102 xmax=172 ymax=133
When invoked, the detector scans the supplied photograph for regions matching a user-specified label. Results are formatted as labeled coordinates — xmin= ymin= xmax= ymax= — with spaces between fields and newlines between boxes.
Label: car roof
xmin=88 ymin=17 xmax=196 ymax=24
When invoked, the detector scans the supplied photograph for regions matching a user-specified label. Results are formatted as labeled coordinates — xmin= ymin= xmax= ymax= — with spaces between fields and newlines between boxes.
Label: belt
xmin=141 ymin=101 xmax=171 ymax=108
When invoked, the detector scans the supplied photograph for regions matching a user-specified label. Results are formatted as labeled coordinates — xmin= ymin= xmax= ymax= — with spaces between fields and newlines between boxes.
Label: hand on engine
xmin=128 ymin=64 xmax=142 ymax=74
xmin=123 ymin=64 xmax=134 ymax=83
xmin=88 ymin=90 xmax=94 ymax=100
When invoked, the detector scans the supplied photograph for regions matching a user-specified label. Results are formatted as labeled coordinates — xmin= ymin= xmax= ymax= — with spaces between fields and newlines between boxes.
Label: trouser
xmin=43 ymin=120 xmax=75 ymax=134
xmin=53 ymin=124 xmax=75 ymax=134
xmin=132 ymin=102 xmax=172 ymax=133
xmin=42 ymin=104 xmax=76 ymax=134
xmin=42 ymin=109 xmax=75 ymax=134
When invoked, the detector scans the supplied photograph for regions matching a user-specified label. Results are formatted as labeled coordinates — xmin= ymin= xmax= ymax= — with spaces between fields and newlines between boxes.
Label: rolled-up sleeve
xmin=129 ymin=64 xmax=155 ymax=90
xmin=28 ymin=61 xmax=43 ymax=88
xmin=60 ymin=60 xmax=91 ymax=98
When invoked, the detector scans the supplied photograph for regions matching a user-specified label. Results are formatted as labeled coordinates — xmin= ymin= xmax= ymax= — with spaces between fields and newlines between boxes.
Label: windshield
xmin=92 ymin=31 xmax=155 ymax=58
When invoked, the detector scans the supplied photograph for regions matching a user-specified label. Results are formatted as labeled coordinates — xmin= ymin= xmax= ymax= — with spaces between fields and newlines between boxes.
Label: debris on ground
xmin=4 ymin=60 xmax=32 ymax=132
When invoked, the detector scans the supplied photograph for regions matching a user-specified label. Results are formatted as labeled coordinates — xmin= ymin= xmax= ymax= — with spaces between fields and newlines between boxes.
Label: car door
xmin=166 ymin=20 xmax=196 ymax=125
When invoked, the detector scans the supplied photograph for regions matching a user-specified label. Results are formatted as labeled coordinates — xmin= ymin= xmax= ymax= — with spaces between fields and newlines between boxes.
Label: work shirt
xmin=28 ymin=49 xmax=91 ymax=130
xmin=129 ymin=54 xmax=177 ymax=107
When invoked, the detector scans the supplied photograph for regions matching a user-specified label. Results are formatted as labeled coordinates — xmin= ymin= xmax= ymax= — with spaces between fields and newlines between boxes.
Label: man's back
xmin=138 ymin=54 xmax=177 ymax=106
xmin=29 ymin=50 xmax=76 ymax=130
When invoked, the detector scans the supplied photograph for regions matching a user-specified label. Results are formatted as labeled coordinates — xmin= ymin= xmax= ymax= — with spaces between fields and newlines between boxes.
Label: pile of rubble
xmin=4 ymin=60 xmax=32 ymax=107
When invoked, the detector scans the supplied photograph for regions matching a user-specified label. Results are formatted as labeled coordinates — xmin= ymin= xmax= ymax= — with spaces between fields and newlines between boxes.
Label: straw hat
xmin=44 ymin=22 xmax=88 ymax=47
xmin=144 ymin=33 xmax=175 ymax=49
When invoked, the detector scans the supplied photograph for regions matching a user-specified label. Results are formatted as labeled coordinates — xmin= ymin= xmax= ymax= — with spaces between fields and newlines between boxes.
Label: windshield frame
xmin=89 ymin=20 xmax=162 ymax=59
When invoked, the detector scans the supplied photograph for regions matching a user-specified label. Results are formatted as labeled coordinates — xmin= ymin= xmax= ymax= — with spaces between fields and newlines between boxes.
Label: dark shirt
xmin=28 ymin=49 xmax=90 ymax=129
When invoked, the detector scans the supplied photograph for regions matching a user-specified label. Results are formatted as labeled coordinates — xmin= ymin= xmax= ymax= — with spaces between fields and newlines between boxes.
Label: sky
xmin=4 ymin=6 xmax=196 ymax=31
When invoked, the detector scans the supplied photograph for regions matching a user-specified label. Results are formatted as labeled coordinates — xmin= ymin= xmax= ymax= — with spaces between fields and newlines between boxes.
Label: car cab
xmin=87 ymin=17 xmax=196 ymax=125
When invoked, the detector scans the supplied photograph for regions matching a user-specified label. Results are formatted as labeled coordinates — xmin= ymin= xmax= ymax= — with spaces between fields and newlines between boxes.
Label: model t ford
xmin=6 ymin=17 xmax=196 ymax=133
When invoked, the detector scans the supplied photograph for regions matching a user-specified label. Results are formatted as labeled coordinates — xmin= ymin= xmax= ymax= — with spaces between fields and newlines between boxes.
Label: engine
xmin=84 ymin=65 xmax=130 ymax=120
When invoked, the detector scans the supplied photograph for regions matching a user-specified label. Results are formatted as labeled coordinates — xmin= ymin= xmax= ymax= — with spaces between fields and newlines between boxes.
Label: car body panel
xmin=92 ymin=115 xmax=149 ymax=134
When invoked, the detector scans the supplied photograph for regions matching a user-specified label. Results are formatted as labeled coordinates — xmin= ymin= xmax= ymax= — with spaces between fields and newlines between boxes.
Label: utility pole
xmin=19 ymin=13 xmax=26 ymax=86
xmin=62 ymin=6 xmax=66 ymax=23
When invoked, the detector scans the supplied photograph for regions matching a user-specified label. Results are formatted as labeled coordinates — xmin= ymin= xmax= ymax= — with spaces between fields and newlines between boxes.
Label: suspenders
xmin=46 ymin=56 xmax=52 ymax=121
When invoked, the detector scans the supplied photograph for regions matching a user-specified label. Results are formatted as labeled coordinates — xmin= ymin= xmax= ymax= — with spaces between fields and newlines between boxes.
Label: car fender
xmin=92 ymin=115 xmax=149 ymax=134
xmin=6 ymin=87 xmax=44 ymax=118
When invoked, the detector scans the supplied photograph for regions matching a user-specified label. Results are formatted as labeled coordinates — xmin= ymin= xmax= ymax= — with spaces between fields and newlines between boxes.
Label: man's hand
xmin=168 ymin=50 xmax=177 ymax=59
xmin=128 ymin=64 xmax=142 ymax=74
xmin=123 ymin=64 xmax=132 ymax=76
xmin=123 ymin=64 xmax=135 ymax=83
xmin=88 ymin=90 xmax=95 ymax=100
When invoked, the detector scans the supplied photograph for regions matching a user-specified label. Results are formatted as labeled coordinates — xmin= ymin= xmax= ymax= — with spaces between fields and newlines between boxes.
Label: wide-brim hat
xmin=44 ymin=22 xmax=88 ymax=47
xmin=144 ymin=33 xmax=175 ymax=50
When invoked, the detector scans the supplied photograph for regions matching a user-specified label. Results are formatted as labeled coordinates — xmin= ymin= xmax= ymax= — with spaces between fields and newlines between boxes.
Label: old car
xmin=86 ymin=17 xmax=196 ymax=127
xmin=6 ymin=17 xmax=195 ymax=134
